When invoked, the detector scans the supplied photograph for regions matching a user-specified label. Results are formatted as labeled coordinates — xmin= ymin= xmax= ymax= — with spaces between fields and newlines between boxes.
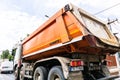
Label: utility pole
xmin=107 ymin=18 xmax=118 ymax=32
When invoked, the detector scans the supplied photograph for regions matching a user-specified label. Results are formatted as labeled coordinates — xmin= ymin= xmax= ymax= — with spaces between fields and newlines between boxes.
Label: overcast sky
xmin=0 ymin=0 xmax=120 ymax=51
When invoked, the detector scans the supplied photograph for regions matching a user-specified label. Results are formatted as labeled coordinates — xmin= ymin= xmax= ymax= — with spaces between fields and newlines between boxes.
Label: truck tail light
xmin=70 ymin=60 xmax=84 ymax=67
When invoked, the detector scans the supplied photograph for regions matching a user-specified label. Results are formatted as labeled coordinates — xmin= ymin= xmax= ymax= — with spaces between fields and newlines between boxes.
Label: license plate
xmin=70 ymin=66 xmax=83 ymax=71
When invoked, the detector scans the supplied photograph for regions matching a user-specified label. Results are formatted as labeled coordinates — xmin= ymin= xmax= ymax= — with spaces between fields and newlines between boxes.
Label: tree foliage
xmin=8 ymin=54 xmax=14 ymax=61
xmin=0 ymin=49 xmax=14 ymax=61
xmin=1 ymin=49 xmax=9 ymax=59
xmin=12 ymin=48 xmax=17 ymax=56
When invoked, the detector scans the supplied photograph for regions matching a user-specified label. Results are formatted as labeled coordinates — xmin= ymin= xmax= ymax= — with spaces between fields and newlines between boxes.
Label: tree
xmin=1 ymin=49 xmax=10 ymax=59
xmin=0 ymin=49 xmax=14 ymax=61
xmin=12 ymin=48 xmax=17 ymax=56
xmin=8 ymin=54 xmax=14 ymax=61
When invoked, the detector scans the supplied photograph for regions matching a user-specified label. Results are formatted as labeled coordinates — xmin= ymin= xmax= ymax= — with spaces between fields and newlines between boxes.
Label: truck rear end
xmin=15 ymin=4 xmax=120 ymax=80
xmin=22 ymin=4 xmax=119 ymax=60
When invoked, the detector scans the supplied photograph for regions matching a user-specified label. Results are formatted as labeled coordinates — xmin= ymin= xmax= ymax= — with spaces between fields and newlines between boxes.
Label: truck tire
xmin=15 ymin=67 xmax=20 ymax=80
xmin=33 ymin=66 xmax=47 ymax=80
xmin=48 ymin=66 xmax=65 ymax=80
xmin=20 ymin=67 xmax=27 ymax=80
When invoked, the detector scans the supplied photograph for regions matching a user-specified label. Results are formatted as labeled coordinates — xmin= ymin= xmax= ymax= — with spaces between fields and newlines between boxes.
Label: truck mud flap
xmin=97 ymin=75 xmax=119 ymax=80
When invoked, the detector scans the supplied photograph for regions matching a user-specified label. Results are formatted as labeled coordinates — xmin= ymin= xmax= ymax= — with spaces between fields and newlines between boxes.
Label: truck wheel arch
xmin=33 ymin=56 xmax=70 ymax=79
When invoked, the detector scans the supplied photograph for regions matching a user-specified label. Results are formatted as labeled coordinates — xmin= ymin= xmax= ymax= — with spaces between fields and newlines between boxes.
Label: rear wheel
xmin=14 ymin=67 xmax=20 ymax=80
xmin=33 ymin=66 xmax=47 ymax=80
xmin=20 ymin=66 xmax=27 ymax=80
xmin=48 ymin=66 xmax=65 ymax=80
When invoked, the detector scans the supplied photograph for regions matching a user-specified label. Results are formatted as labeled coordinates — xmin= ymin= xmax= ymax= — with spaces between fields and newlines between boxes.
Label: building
xmin=106 ymin=52 xmax=120 ymax=75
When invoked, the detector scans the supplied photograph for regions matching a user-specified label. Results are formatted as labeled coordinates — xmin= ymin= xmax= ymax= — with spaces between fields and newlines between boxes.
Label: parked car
xmin=0 ymin=61 xmax=13 ymax=73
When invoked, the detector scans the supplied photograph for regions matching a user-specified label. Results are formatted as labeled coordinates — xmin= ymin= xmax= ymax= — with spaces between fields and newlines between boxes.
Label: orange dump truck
xmin=14 ymin=4 xmax=120 ymax=80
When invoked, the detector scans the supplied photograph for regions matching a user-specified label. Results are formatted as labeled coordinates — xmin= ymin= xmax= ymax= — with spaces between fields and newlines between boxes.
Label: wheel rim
xmin=20 ymin=70 xmax=24 ymax=80
xmin=53 ymin=75 xmax=60 ymax=80
xmin=35 ymin=73 xmax=41 ymax=80
xmin=55 ymin=77 xmax=60 ymax=80
xmin=14 ymin=69 xmax=17 ymax=78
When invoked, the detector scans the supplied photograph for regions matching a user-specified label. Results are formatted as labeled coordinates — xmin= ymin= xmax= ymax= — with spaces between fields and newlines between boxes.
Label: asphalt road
xmin=0 ymin=73 xmax=15 ymax=80
xmin=0 ymin=73 xmax=119 ymax=80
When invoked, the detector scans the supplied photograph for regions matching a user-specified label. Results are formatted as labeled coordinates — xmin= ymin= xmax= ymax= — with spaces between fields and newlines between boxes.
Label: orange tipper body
xmin=22 ymin=4 xmax=120 ymax=60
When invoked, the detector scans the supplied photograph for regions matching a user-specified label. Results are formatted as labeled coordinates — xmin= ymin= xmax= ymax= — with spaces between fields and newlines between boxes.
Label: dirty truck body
xmin=15 ymin=4 xmax=120 ymax=80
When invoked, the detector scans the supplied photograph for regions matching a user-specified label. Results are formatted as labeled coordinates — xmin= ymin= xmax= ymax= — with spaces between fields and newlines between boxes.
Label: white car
xmin=0 ymin=61 xmax=13 ymax=73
